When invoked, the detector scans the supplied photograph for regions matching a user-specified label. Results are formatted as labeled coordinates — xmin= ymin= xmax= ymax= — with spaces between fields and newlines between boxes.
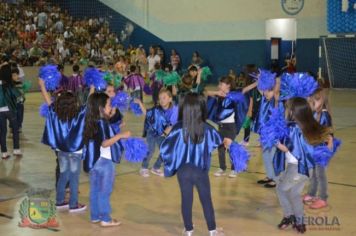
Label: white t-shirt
xmin=286 ymin=151 xmax=298 ymax=164
xmin=100 ymin=146 xmax=112 ymax=160
xmin=147 ymin=55 xmax=160 ymax=72
xmin=221 ymin=112 xmax=235 ymax=123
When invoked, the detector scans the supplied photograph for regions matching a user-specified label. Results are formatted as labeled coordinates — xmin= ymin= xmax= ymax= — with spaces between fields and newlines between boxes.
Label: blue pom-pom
xmin=226 ymin=91 xmax=245 ymax=103
xmin=257 ymin=69 xmax=276 ymax=91
xmin=313 ymin=138 xmax=341 ymax=167
xmin=130 ymin=100 xmax=143 ymax=116
xmin=259 ymin=108 xmax=289 ymax=149
xmin=39 ymin=103 xmax=49 ymax=118
xmin=280 ymin=73 xmax=319 ymax=100
xmin=83 ymin=68 xmax=107 ymax=90
xmin=39 ymin=65 xmax=61 ymax=91
xmin=332 ymin=138 xmax=341 ymax=153
xmin=229 ymin=142 xmax=250 ymax=173
xmin=124 ymin=138 xmax=149 ymax=162
xmin=111 ymin=91 xmax=130 ymax=113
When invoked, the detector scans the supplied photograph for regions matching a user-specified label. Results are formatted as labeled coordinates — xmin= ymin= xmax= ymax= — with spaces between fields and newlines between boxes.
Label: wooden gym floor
xmin=0 ymin=90 xmax=355 ymax=236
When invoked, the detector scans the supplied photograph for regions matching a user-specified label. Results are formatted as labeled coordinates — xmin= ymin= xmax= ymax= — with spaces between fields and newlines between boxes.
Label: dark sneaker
xmin=56 ymin=201 xmax=69 ymax=210
xmin=278 ymin=215 xmax=296 ymax=229
xmin=69 ymin=203 xmax=87 ymax=213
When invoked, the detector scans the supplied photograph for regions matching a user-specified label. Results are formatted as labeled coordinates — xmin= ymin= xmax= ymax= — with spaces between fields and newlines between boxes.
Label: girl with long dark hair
xmin=39 ymin=78 xmax=87 ymax=212
xmin=160 ymin=93 xmax=227 ymax=236
xmin=83 ymin=92 xmax=131 ymax=227
xmin=274 ymin=97 xmax=332 ymax=233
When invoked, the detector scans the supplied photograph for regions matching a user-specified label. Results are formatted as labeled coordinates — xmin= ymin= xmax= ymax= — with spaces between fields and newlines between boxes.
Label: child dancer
xmin=83 ymin=92 xmax=131 ymax=227
xmin=105 ymin=83 xmax=124 ymax=134
xmin=205 ymin=76 xmax=245 ymax=178
xmin=253 ymin=71 xmax=283 ymax=188
xmin=123 ymin=65 xmax=145 ymax=100
xmin=39 ymin=79 xmax=87 ymax=212
xmin=150 ymin=63 xmax=164 ymax=105
xmin=58 ymin=64 xmax=69 ymax=89
xmin=304 ymin=88 xmax=333 ymax=209
xmin=160 ymin=93 xmax=227 ymax=236
xmin=136 ymin=88 xmax=178 ymax=177
xmin=188 ymin=65 xmax=204 ymax=94
xmin=0 ymin=64 xmax=21 ymax=159
xmin=274 ymin=97 xmax=332 ymax=233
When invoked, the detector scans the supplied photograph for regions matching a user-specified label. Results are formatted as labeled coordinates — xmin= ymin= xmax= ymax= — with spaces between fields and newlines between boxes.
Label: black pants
xmin=177 ymin=164 xmax=216 ymax=231
xmin=0 ymin=111 xmax=19 ymax=153
xmin=10 ymin=103 xmax=24 ymax=130
xmin=218 ymin=123 xmax=237 ymax=171
xmin=243 ymin=126 xmax=250 ymax=142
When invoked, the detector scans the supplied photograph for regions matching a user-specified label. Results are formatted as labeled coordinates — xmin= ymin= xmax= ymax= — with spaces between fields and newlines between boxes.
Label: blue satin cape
xmin=273 ymin=122 xmax=315 ymax=177
xmin=316 ymin=110 xmax=332 ymax=127
xmin=83 ymin=119 xmax=124 ymax=172
xmin=207 ymin=92 xmax=249 ymax=134
xmin=110 ymin=108 xmax=123 ymax=134
xmin=160 ymin=122 xmax=222 ymax=177
xmin=42 ymin=105 xmax=86 ymax=152
xmin=144 ymin=105 xmax=178 ymax=136
xmin=252 ymin=96 xmax=284 ymax=134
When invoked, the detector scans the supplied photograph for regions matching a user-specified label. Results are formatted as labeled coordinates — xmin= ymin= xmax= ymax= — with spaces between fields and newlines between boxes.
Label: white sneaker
xmin=2 ymin=152 xmax=10 ymax=160
xmin=183 ymin=231 xmax=193 ymax=236
xmin=214 ymin=168 xmax=226 ymax=177
xmin=151 ymin=168 xmax=164 ymax=177
xmin=182 ymin=229 xmax=194 ymax=236
xmin=13 ymin=149 xmax=22 ymax=156
xmin=139 ymin=168 xmax=150 ymax=177
xmin=228 ymin=171 xmax=238 ymax=178
xmin=239 ymin=141 xmax=249 ymax=146
xmin=209 ymin=228 xmax=224 ymax=236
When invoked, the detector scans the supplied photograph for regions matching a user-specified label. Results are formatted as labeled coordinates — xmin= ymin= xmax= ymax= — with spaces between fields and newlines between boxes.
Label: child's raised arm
xmin=242 ymin=81 xmax=258 ymax=94
xmin=102 ymin=131 xmax=131 ymax=148
xmin=204 ymin=90 xmax=226 ymax=97
xmin=38 ymin=78 xmax=52 ymax=105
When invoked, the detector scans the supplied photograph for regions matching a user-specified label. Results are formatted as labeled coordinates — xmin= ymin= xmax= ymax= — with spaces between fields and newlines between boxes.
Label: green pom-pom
xmin=103 ymin=72 xmax=112 ymax=82
xmin=242 ymin=116 xmax=251 ymax=129
xmin=113 ymin=74 xmax=122 ymax=88
xmin=201 ymin=66 xmax=212 ymax=81
xmin=22 ymin=81 xmax=32 ymax=93
xmin=155 ymin=70 xmax=167 ymax=81
xmin=163 ymin=72 xmax=181 ymax=86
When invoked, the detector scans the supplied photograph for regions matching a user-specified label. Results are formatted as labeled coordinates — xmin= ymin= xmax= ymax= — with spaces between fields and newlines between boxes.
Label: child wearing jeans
xmin=136 ymin=88 xmax=178 ymax=177
xmin=83 ymin=92 xmax=131 ymax=227
xmin=274 ymin=97 xmax=332 ymax=234
xmin=304 ymin=88 xmax=334 ymax=209
xmin=39 ymin=78 xmax=87 ymax=212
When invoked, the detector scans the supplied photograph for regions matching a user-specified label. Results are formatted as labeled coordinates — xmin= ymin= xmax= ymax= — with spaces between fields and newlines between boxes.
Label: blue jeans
xmin=89 ymin=158 xmax=115 ymax=222
xmin=275 ymin=164 xmax=309 ymax=224
xmin=308 ymin=165 xmax=328 ymax=200
xmin=56 ymin=151 xmax=82 ymax=208
xmin=142 ymin=132 xmax=164 ymax=169
xmin=262 ymin=147 xmax=276 ymax=180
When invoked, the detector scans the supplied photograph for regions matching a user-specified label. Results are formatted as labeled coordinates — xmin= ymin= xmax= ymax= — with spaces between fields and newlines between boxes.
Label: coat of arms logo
xmin=18 ymin=188 xmax=59 ymax=228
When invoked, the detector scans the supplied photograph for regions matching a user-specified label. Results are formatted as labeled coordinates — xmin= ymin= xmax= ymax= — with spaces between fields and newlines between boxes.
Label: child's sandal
xmin=100 ymin=219 xmax=121 ymax=227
